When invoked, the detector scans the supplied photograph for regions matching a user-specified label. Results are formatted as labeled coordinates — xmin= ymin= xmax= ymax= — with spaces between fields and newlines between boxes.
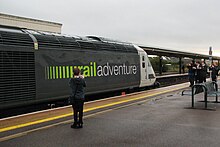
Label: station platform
xmin=1 ymin=81 xmax=220 ymax=147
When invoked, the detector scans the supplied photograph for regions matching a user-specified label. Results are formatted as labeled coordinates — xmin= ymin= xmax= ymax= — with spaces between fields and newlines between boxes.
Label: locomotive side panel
xmin=35 ymin=48 xmax=140 ymax=101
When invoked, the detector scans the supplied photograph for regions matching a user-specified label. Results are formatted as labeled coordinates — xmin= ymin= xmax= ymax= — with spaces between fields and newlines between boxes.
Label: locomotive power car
xmin=0 ymin=26 xmax=156 ymax=109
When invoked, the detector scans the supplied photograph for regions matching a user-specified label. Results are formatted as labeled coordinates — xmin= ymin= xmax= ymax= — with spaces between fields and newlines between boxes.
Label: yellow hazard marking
xmin=0 ymin=85 xmax=186 ymax=133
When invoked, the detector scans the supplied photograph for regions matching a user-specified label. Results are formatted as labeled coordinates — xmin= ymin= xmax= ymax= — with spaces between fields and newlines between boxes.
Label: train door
xmin=139 ymin=51 xmax=148 ymax=87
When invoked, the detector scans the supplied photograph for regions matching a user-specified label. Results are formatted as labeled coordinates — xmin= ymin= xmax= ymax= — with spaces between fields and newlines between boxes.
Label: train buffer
xmin=182 ymin=81 xmax=220 ymax=110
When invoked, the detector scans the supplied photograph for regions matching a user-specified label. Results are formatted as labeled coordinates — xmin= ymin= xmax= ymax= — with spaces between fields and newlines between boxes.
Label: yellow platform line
xmin=0 ymin=85 xmax=186 ymax=133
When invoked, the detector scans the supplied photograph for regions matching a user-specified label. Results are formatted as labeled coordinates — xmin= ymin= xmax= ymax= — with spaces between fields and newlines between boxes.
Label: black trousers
xmin=212 ymin=76 xmax=217 ymax=82
xmin=72 ymin=100 xmax=84 ymax=124
xmin=189 ymin=76 xmax=195 ymax=86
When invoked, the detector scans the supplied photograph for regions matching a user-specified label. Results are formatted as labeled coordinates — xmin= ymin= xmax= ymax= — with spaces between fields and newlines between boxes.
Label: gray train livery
xmin=0 ymin=26 xmax=156 ymax=109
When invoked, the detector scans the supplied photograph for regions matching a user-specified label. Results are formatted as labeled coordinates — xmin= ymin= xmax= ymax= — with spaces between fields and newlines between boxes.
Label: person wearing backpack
xmin=69 ymin=68 xmax=86 ymax=129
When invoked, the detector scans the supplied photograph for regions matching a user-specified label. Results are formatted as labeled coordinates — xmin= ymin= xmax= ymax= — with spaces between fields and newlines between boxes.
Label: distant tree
xmin=149 ymin=57 xmax=159 ymax=72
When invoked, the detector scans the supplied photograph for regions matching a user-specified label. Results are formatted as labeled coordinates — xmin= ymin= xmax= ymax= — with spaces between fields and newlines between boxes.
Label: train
xmin=0 ymin=25 xmax=156 ymax=109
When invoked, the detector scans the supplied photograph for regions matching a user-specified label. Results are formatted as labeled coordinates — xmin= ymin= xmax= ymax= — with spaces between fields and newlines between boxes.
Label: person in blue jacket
xmin=69 ymin=68 xmax=86 ymax=129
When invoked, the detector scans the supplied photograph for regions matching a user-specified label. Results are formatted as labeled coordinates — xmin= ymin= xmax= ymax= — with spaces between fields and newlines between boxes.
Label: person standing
xmin=201 ymin=61 xmax=208 ymax=82
xmin=195 ymin=61 xmax=202 ymax=83
xmin=209 ymin=62 xmax=219 ymax=82
xmin=187 ymin=61 xmax=197 ymax=87
xmin=69 ymin=68 xmax=86 ymax=129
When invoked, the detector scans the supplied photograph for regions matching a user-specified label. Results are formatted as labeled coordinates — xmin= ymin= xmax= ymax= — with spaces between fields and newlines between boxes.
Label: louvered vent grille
xmin=56 ymin=36 xmax=80 ymax=49
xmin=0 ymin=51 xmax=36 ymax=104
xmin=77 ymin=41 xmax=96 ymax=50
xmin=0 ymin=31 xmax=33 ymax=47
xmin=94 ymin=43 xmax=117 ymax=51
xmin=34 ymin=34 xmax=61 ymax=49
xmin=34 ymin=35 xmax=81 ymax=50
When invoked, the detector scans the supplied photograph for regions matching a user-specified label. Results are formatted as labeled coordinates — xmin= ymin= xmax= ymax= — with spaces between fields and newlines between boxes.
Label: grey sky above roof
xmin=1 ymin=0 xmax=220 ymax=56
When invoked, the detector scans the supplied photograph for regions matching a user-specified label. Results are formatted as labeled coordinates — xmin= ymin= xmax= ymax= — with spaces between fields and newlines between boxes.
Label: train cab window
xmin=142 ymin=56 xmax=145 ymax=61
xmin=142 ymin=62 xmax=145 ymax=68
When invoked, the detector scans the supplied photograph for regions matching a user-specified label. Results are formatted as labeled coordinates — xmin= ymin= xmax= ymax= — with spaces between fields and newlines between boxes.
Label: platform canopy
xmin=140 ymin=45 xmax=220 ymax=60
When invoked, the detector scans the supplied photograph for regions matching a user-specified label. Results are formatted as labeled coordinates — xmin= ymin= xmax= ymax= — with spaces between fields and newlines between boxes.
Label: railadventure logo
xmin=46 ymin=62 xmax=137 ymax=79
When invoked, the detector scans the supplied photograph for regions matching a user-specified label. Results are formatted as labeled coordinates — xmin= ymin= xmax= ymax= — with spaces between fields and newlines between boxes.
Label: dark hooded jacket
xmin=209 ymin=66 xmax=219 ymax=78
xmin=69 ymin=77 xmax=86 ymax=101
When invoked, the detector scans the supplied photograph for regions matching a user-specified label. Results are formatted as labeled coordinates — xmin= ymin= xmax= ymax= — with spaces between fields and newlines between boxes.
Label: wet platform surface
xmin=1 ymin=82 xmax=220 ymax=147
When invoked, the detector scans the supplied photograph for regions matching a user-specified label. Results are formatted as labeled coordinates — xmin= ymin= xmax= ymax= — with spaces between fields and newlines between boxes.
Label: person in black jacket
xmin=200 ymin=61 xmax=208 ymax=82
xmin=209 ymin=62 xmax=219 ymax=82
xmin=195 ymin=61 xmax=202 ymax=83
xmin=69 ymin=68 xmax=86 ymax=129
xmin=187 ymin=61 xmax=197 ymax=87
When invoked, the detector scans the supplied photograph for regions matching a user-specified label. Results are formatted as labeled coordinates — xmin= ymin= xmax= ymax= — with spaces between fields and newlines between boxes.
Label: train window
xmin=142 ymin=62 xmax=145 ymax=68
xmin=142 ymin=56 xmax=145 ymax=61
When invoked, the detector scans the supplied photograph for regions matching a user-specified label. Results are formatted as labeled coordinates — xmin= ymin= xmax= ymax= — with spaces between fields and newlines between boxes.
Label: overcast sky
xmin=1 ymin=0 xmax=220 ymax=56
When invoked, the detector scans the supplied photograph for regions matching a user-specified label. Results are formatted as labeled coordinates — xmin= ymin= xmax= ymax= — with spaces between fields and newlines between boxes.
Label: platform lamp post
xmin=209 ymin=46 xmax=212 ymax=80
xmin=179 ymin=57 xmax=182 ymax=74
xmin=159 ymin=55 xmax=163 ymax=75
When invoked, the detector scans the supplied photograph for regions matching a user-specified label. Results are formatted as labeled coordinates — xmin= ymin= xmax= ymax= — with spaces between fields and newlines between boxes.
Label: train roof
xmin=0 ymin=25 xmax=137 ymax=53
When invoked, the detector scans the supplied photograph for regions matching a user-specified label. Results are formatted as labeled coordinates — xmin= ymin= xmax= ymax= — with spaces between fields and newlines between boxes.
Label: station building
xmin=0 ymin=13 xmax=62 ymax=33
